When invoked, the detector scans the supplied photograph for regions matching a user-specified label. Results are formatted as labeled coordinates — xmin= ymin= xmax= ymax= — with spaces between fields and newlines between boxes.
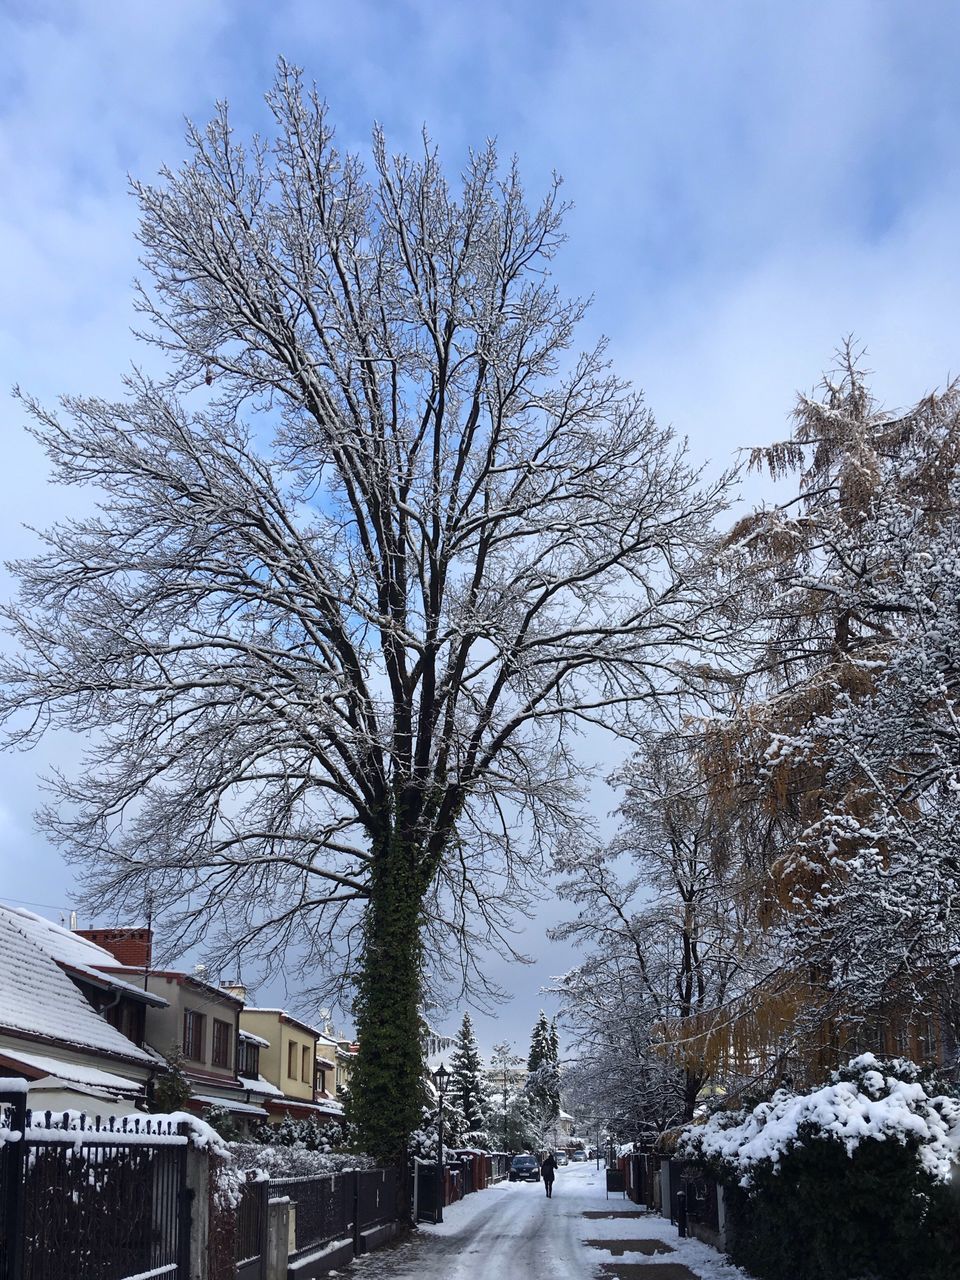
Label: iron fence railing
xmin=0 ymin=1090 xmax=190 ymax=1280
xmin=235 ymin=1176 xmax=268 ymax=1266
xmin=357 ymin=1167 xmax=398 ymax=1229
xmin=269 ymin=1172 xmax=352 ymax=1258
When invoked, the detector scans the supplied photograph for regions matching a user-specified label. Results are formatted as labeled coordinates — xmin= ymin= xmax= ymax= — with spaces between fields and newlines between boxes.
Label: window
xmin=288 ymin=1041 xmax=298 ymax=1079
xmin=238 ymin=1041 xmax=260 ymax=1078
xmin=316 ymin=1066 xmax=326 ymax=1094
xmin=183 ymin=1009 xmax=205 ymax=1062
xmin=301 ymin=1045 xmax=310 ymax=1084
xmin=105 ymin=999 xmax=145 ymax=1047
xmin=212 ymin=1019 xmax=232 ymax=1069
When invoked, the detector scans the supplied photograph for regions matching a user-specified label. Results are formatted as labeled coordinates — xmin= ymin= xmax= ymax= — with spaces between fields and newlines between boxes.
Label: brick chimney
xmin=75 ymin=927 xmax=152 ymax=969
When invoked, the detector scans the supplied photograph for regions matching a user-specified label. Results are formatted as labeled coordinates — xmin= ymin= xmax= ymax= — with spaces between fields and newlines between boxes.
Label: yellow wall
xmin=239 ymin=1010 xmax=316 ymax=1101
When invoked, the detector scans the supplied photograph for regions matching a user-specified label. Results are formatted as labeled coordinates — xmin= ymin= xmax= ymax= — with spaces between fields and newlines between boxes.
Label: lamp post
xmin=432 ymin=1062 xmax=450 ymax=1224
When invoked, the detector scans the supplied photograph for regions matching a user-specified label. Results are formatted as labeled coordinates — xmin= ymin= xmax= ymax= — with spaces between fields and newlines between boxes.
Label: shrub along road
xmin=350 ymin=1162 xmax=752 ymax=1280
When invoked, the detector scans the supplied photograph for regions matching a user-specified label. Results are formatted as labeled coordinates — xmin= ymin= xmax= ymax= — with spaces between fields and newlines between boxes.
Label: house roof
xmin=238 ymin=1074 xmax=284 ymax=1098
xmin=0 ymin=907 xmax=156 ymax=1066
xmin=2 ymin=908 xmax=166 ymax=1007
xmin=105 ymin=966 xmax=242 ymax=1008
xmin=0 ymin=1047 xmax=143 ymax=1096
xmin=242 ymin=1008 xmax=321 ymax=1039
xmin=193 ymin=1094 xmax=268 ymax=1118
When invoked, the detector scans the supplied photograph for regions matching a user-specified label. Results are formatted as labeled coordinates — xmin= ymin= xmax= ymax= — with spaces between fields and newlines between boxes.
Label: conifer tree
xmin=449 ymin=1013 xmax=492 ymax=1147
xmin=526 ymin=1010 xmax=560 ymax=1123
xmin=150 ymin=1047 xmax=193 ymax=1114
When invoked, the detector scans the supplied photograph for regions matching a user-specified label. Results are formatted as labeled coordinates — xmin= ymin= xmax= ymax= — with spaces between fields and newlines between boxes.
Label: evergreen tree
xmin=449 ymin=1013 xmax=492 ymax=1147
xmin=527 ymin=1011 xmax=552 ymax=1075
xmin=202 ymin=1103 xmax=241 ymax=1142
xmin=149 ymin=1047 xmax=193 ymax=1114
xmin=526 ymin=1010 xmax=560 ymax=1123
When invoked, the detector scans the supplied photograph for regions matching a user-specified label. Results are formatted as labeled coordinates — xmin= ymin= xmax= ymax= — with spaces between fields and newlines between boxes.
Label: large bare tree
xmin=0 ymin=62 xmax=729 ymax=1159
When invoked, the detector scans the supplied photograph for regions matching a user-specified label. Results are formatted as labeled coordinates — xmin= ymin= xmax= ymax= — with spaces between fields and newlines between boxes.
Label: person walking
xmin=541 ymin=1151 xmax=557 ymax=1198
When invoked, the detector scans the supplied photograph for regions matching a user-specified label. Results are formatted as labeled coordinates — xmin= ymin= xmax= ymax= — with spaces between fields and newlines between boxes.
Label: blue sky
xmin=2 ymin=0 xmax=959 ymax=1055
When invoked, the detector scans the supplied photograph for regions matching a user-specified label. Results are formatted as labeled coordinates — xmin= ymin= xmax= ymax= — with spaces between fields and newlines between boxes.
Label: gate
xmin=1 ymin=1086 xmax=191 ymax=1280
xmin=413 ymin=1161 xmax=441 ymax=1223
xmin=234 ymin=1177 xmax=268 ymax=1280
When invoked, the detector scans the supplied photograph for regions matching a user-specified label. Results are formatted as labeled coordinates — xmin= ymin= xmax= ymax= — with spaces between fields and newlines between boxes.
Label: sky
xmin=1 ymin=0 xmax=960 ymax=1058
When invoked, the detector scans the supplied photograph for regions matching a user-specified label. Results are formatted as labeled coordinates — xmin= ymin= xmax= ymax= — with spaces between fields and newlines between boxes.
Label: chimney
xmin=221 ymin=980 xmax=247 ymax=1004
xmin=75 ymin=927 xmax=152 ymax=969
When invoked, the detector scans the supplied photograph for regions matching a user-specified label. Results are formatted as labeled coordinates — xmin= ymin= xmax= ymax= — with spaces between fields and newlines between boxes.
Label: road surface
xmin=348 ymin=1162 xmax=751 ymax=1280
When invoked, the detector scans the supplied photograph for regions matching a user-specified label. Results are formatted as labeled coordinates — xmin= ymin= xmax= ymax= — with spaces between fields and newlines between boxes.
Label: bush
xmin=201 ymin=1104 xmax=242 ymax=1144
xmin=680 ymin=1056 xmax=960 ymax=1280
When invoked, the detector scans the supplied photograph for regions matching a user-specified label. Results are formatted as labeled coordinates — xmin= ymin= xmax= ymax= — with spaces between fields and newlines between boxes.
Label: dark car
xmin=508 ymin=1154 xmax=541 ymax=1182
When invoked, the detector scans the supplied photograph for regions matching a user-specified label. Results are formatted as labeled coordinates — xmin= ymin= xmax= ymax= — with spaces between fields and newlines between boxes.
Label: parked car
xmin=509 ymin=1154 xmax=541 ymax=1182
xmin=555 ymin=1152 xmax=569 ymax=1166
xmin=569 ymin=1150 xmax=588 ymax=1162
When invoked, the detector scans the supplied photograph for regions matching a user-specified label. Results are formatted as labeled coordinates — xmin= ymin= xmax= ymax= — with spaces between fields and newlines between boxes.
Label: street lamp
xmin=432 ymin=1063 xmax=450 ymax=1224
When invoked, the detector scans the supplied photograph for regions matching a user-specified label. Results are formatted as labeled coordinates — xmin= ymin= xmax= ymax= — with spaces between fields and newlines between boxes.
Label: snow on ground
xmin=344 ymin=1162 xmax=753 ymax=1280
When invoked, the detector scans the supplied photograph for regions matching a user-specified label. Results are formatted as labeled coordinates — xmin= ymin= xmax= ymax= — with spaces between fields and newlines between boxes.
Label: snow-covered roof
xmin=0 ymin=907 xmax=155 ymax=1065
xmin=0 ymin=1047 xmax=143 ymax=1095
xmin=0 ymin=907 xmax=165 ymax=1007
xmin=194 ymin=1094 xmax=268 ymax=1117
xmin=243 ymin=1008 xmax=323 ymax=1037
xmin=238 ymin=1074 xmax=284 ymax=1098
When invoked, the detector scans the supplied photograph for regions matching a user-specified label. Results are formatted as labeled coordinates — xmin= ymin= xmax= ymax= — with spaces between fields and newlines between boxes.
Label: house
xmin=317 ymin=1027 xmax=357 ymax=1102
xmin=77 ymin=928 xmax=272 ymax=1131
xmin=239 ymin=1008 xmax=342 ymax=1125
xmin=0 ymin=905 xmax=165 ymax=1115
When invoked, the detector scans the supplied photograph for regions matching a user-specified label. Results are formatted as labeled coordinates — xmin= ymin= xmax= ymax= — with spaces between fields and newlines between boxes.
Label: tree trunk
xmin=349 ymin=831 xmax=426 ymax=1172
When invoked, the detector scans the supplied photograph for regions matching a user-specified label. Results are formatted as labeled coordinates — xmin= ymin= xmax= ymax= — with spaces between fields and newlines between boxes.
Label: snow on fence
xmin=0 ymin=1084 xmax=192 ymax=1280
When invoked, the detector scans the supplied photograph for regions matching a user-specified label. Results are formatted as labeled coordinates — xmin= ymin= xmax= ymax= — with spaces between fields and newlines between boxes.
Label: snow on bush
xmin=230 ymin=1141 xmax=376 ymax=1177
xmin=678 ymin=1055 xmax=960 ymax=1186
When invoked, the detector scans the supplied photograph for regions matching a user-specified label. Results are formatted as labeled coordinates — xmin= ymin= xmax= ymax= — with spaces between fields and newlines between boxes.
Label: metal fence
xmin=357 ymin=1168 xmax=399 ymax=1230
xmin=680 ymin=1164 xmax=720 ymax=1234
xmin=0 ymin=1089 xmax=190 ymax=1280
xmin=270 ymin=1171 xmax=352 ymax=1260
xmin=235 ymin=1177 xmax=268 ymax=1279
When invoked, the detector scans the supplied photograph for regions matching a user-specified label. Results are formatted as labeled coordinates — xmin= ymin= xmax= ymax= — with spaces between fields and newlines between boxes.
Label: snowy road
xmin=348 ymin=1163 xmax=752 ymax=1280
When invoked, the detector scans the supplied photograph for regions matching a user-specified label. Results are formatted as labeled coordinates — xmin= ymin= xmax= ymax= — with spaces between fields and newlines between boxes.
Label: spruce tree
xmin=527 ymin=1010 xmax=552 ymax=1075
xmin=526 ymin=1010 xmax=560 ymax=1124
xmin=449 ymin=1013 xmax=492 ymax=1147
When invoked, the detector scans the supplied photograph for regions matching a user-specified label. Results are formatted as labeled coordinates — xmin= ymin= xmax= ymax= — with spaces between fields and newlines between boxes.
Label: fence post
xmin=264 ymin=1197 xmax=289 ymax=1280
xmin=0 ymin=1086 xmax=27 ymax=1280
xmin=183 ymin=1141 xmax=208 ymax=1280
xmin=677 ymin=1188 xmax=688 ymax=1238
xmin=352 ymin=1167 xmax=362 ymax=1254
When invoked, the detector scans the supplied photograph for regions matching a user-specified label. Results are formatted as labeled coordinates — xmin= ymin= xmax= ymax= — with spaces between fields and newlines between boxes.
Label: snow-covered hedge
xmin=230 ymin=1141 xmax=376 ymax=1177
xmin=678 ymin=1057 xmax=960 ymax=1280
xmin=679 ymin=1054 xmax=960 ymax=1185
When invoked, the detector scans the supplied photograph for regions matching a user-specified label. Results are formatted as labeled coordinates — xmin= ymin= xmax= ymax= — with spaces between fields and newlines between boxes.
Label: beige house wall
xmin=132 ymin=973 xmax=240 ymax=1082
xmin=240 ymin=1010 xmax=317 ymax=1103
